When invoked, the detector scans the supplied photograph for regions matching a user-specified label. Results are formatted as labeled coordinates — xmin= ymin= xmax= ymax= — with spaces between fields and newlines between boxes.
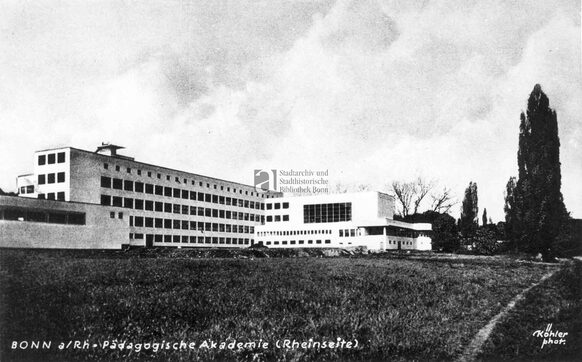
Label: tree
xmin=507 ymin=84 xmax=569 ymax=260
xmin=459 ymin=181 xmax=478 ymax=237
xmin=391 ymin=177 xmax=434 ymax=217
xmin=430 ymin=186 xmax=457 ymax=214
xmin=482 ymin=208 xmax=488 ymax=226
xmin=504 ymin=176 xmax=519 ymax=246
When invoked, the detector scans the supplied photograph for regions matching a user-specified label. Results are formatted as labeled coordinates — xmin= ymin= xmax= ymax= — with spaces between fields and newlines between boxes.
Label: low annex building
xmin=2 ymin=144 xmax=432 ymax=251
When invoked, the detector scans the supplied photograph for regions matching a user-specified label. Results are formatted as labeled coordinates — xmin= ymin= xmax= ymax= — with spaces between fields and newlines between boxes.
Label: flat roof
xmin=34 ymin=146 xmax=282 ymax=195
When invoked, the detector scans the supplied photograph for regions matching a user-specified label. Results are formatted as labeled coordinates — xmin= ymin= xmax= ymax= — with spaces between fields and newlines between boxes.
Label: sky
xmin=0 ymin=0 xmax=580 ymax=222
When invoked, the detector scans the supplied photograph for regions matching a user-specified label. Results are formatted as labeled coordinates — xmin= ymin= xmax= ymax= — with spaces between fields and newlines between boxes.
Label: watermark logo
xmin=254 ymin=169 xmax=329 ymax=195
xmin=532 ymin=324 xmax=568 ymax=349
xmin=254 ymin=169 xmax=277 ymax=192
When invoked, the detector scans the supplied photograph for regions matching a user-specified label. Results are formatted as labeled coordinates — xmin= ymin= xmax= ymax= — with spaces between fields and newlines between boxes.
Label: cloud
xmin=0 ymin=0 xmax=580 ymax=222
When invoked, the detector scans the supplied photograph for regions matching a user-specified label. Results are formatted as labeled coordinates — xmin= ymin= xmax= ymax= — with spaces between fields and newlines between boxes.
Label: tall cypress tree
xmin=511 ymin=84 xmax=568 ymax=260
xmin=482 ymin=208 xmax=488 ymax=226
xmin=460 ymin=181 xmax=478 ymax=237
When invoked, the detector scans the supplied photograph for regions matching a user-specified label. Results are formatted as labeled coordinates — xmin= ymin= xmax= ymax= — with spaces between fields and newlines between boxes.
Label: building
xmin=3 ymin=144 xmax=432 ymax=251
xmin=256 ymin=192 xmax=432 ymax=251
xmin=0 ymin=195 xmax=126 ymax=249
xmin=15 ymin=144 xmax=281 ymax=248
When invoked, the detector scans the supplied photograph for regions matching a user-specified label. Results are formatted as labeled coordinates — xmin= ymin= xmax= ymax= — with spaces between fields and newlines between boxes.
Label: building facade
xmin=16 ymin=144 xmax=281 ymax=248
xmin=255 ymin=192 xmax=432 ymax=251
xmin=4 ymin=144 xmax=432 ymax=251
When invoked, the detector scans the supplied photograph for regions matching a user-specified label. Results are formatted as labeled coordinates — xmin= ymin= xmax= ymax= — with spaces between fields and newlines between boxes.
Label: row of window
xmin=19 ymin=185 xmax=34 ymax=194
xmin=38 ymin=192 xmax=66 ymax=201
xmin=339 ymin=229 xmax=359 ymax=237
xmin=101 ymin=177 xmax=265 ymax=209
xmin=100 ymin=195 xmax=262 ymax=222
xmin=0 ymin=207 xmax=85 ymax=225
xmin=38 ymin=172 xmax=66 ymax=185
xmin=130 ymin=233 xmax=253 ymax=245
xmin=266 ymin=215 xmax=289 ymax=222
xmin=38 ymin=152 xmax=66 ymax=165
xmin=127 ymin=216 xmax=255 ymax=234
xmin=388 ymin=240 xmax=414 ymax=246
xmin=257 ymin=229 xmax=332 ymax=237
xmin=263 ymin=240 xmax=331 ymax=246
xmin=304 ymin=203 xmax=352 ymax=224
xmin=266 ymin=202 xmax=289 ymax=210
xmin=103 ymin=163 xmax=271 ymax=198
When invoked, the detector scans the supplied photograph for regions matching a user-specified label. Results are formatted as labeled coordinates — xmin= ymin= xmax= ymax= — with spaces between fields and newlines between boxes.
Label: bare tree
xmin=392 ymin=177 xmax=434 ymax=217
xmin=412 ymin=177 xmax=434 ymax=214
xmin=430 ymin=186 xmax=456 ymax=213
xmin=391 ymin=177 xmax=457 ymax=217
xmin=391 ymin=180 xmax=417 ymax=217
xmin=333 ymin=183 xmax=371 ymax=194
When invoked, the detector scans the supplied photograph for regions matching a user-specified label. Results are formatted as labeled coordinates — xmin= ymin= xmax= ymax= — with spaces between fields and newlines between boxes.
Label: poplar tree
xmin=506 ymin=84 xmax=568 ymax=260
xmin=460 ymin=181 xmax=478 ymax=237
xmin=482 ymin=208 xmax=488 ymax=226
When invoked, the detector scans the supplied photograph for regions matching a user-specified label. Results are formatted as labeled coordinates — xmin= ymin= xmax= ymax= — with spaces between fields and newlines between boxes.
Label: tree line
xmin=384 ymin=85 xmax=579 ymax=259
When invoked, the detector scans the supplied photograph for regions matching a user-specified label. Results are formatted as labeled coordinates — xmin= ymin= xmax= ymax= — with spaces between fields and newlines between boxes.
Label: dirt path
xmin=456 ymin=266 xmax=561 ymax=362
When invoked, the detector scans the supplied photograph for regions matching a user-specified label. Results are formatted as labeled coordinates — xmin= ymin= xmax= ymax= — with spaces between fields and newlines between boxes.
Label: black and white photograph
xmin=0 ymin=0 xmax=580 ymax=361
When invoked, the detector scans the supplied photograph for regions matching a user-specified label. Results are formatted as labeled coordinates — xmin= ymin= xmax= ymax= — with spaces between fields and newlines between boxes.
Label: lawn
xmin=0 ymin=249 xmax=565 ymax=361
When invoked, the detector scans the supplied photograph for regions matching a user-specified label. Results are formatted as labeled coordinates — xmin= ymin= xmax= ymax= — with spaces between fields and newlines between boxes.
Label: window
xmin=38 ymin=174 xmax=46 ymax=185
xmin=164 ymin=187 xmax=172 ymax=197
xmin=164 ymin=203 xmax=172 ymax=213
xmin=56 ymin=172 xmax=65 ymax=183
xmin=266 ymin=216 xmax=273 ymax=222
xmin=110 ymin=212 xmax=115 ymax=219
xmin=38 ymin=194 xmax=45 ymax=199
xmin=274 ymin=215 xmax=281 ymax=222
xmin=145 ymin=200 xmax=154 ymax=211
xmin=48 ymin=153 xmax=56 ymax=164
xmin=38 ymin=155 xmax=46 ymax=165
xmin=124 ymin=180 xmax=133 ymax=191
xmin=266 ymin=203 xmax=272 ymax=210
xmin=126 ymin=167 xmax=131 ymax=174
xmin=137 ymin=170 xmax=142 ymax=176
xmin=155 ymin=202 xmax=163 ymax=212
xmin=26 ymin=185 xmax=34 ymax=193
xmin=112 ymin=196 xmax=122 ymax=207
xmin=115 ymin=165 xmax=120 ymax=172
xmin=47 ymin=173 xmax=55 ymax=184
xmin=57 ymin=152 xmax=65 ymax=163
xmin=182 ymin=190 xmax=188 ymax=199
xmin=274 ymin=203 xmax=281 ymax=209
xmin=104 ymin=163 xmax=108 ymax=169
xmin=112 ymin=178 xmax=122 ymax=190
xmin=173 ymin=220 xmax=180 ymax=229
xmin=124 ymin=198 xmax=133 ymax=209
xmin=57 ymin=192 xmax=65 ymax=201
xmin=283 ymin=215 xmax=289 ymax=221
xmin=148 ymin=171 xmax=152 ymax=177
xmin=164 ymin=219 xmax=172 ymax=229
xmin=303 ymin=202 xmax=352 ymax=224
xmin=173 ymin=188 xmax=181 ymax=198
xmin=134 ymin=199 xmax=144 ymax=210
xmin=135 ymin=182 xmax=144 ymax=193
xmin=155 ymin=185 xmax=163 ymax=195
xmin=145 ymin=183 xmax=154 ymax=194
xmin=101 ymin=176 xmax=111 ymax=188
xmin=145 ymin=217 xmax=153 ymax=227
xmin=135 ymin=216 xmax=144 ymax=227
xmin=283 ymin=202 xmax=289 ymax=209
xmin=118 ymin=212 xmax=123 ymax=219
xmin=173 ymin=204 xmax=181 ymax=214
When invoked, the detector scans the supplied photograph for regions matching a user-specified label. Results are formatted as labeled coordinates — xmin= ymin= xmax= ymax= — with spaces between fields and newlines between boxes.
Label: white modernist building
xmin=2 ymin=144 xmax=432 ymax=251
xmin=256 ymin=192 xmax=432 ymax=251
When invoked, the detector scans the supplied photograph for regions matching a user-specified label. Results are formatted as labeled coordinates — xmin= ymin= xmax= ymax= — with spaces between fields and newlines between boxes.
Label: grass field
xmin=0 ymin=249 xmax=575 ymax=361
